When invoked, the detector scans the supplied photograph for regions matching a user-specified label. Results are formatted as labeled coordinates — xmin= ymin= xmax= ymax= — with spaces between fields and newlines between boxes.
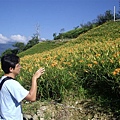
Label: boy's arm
xmin=24 ymin=68 xmax=45 ymax=101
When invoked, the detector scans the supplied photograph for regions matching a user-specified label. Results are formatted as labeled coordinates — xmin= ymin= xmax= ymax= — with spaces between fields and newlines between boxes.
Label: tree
xmin=53 ymin=33 xmax=57 ymax=40
xmin=74 ymin=26 xmax=79 ymax=30
xmin=115 ymin=12 xmax=120 ymax=20
xmin=1 ymin=49 xmax=13 ymax=57
xmin=96 ymin=14 xmax=106 ymax=25
xmin=60 ymin=28 xmax=65 ymax=34
xmin=13 ymin=42 xmax=25 ymax=53
xmin=24 ymin=34 xmax=39 ymax=50
xmin=96 ymin=10 xmax=114 ymax=25
xmin=104 ymin=10 xmax=114 ymax=21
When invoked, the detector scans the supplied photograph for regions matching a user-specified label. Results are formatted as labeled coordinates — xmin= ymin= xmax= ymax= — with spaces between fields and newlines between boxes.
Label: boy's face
xmin=10 ymin=63 xmax=21 ymax=76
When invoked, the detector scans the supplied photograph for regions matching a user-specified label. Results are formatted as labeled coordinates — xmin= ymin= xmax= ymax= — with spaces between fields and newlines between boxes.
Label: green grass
xmin=18 ymin=40 xmax=69 ymax=57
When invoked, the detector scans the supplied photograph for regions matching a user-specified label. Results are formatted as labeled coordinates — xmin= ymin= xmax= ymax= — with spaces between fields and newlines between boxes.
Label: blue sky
xmin=0 ymin=0 xmax=119 ymax=44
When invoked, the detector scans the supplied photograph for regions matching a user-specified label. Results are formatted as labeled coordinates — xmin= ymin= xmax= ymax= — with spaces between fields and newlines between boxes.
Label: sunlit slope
xmin=19 ymin=21 xmax=120 ymax=58
xmin=69 ymin=21 xmax=120 ymax=44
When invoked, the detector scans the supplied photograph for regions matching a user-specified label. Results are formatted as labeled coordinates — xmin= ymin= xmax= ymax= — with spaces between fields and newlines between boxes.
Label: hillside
xmin=19 ymin=21 xmax=120 ymax=58
xmin=3 ymin=21 xmax=120 ymax=119
xmin=18 ymin=40 xmax=69 ymax=58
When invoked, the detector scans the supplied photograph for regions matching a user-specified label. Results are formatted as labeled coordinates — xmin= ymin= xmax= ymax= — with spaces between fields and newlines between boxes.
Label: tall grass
xmin=18 ymin=38 xmax=120 ymax=102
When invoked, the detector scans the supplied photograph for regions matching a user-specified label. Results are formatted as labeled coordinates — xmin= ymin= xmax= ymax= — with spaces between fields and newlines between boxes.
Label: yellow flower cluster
xmin=15 ymin=38 xmax=119 ymax=81
xmin=112 ymin=68 xmax=120 ymax=75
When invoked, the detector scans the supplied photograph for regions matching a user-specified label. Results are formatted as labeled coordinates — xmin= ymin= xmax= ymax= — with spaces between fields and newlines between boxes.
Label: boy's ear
xmin=9 ymin=67 xmax=13 ymax=72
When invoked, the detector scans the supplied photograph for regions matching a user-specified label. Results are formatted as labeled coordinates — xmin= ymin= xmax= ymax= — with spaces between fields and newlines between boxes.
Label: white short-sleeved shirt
xmin=0 ymin=76 xmax=29 ymax=120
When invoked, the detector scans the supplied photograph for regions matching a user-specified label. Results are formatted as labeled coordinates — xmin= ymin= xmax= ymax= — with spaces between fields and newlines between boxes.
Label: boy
xmin=0 ymin=54 xmax=45 ymax=120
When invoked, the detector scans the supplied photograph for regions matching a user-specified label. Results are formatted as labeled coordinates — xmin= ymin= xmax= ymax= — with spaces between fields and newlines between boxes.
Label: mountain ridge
xmin=0 ymin=42 xmax=15 ymax=56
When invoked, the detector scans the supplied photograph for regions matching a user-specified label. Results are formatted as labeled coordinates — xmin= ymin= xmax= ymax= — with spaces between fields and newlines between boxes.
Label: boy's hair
xmin=1 ymin=54 xmax=20 ymax=74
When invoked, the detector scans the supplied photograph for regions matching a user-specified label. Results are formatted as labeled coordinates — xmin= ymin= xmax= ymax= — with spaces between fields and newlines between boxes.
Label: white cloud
xmin=10 ymin=34 xmax=27 ymax=43
xmin=0 ymin=34 xmax=9 ymax=43
xmin=0 ymin=34 xmax=29 ymax=44
xmin=41 ymin=38 xmax=46 ymax=40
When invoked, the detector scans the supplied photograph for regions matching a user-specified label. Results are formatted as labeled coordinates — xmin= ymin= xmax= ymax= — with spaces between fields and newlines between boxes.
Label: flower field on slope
xmin=0 ymin=22 xmax=120 ymax=110
xmin=16 ymin=37 xmax=120 ymax=103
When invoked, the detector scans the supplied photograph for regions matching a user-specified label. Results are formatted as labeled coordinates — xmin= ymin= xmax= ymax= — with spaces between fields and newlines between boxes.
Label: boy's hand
xmin=33 ymin=68 xmax=45 ymax=79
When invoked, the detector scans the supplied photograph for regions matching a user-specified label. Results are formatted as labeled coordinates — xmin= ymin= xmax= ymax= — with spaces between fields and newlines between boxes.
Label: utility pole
xmin=114 ymin=6 xmax=116 ymax=21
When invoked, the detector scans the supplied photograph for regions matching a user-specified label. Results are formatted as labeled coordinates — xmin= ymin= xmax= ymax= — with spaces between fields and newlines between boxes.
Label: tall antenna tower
xmin=35 ymin=23 xmax=40 ymax=40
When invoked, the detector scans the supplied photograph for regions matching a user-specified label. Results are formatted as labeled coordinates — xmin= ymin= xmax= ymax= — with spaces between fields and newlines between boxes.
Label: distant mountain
xmin=0 ymin=42 xmax=15 ymax=56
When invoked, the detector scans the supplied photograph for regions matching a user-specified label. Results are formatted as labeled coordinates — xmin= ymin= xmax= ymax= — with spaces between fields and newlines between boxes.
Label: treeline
xmin=53 ymin=10 xmax=120 ymax=40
